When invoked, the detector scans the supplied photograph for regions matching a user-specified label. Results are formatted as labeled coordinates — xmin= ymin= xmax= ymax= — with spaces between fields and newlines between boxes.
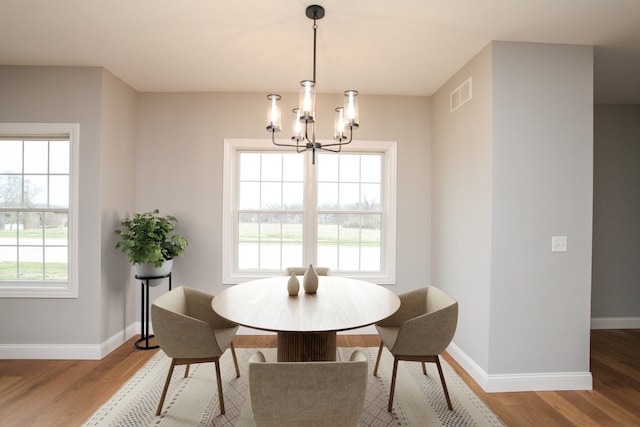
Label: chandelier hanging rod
xmin=308 ymin=4 xmax=321 ymax=83
xmin=266 ymin=4 xmax=360 ymax=164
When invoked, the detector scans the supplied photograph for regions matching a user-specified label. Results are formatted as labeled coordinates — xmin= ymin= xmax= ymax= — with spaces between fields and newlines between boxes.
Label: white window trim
xmin=0 ymin=123 xmax=79 ymax=298
xmin=222 ymin=138 xmax=397 ymax=285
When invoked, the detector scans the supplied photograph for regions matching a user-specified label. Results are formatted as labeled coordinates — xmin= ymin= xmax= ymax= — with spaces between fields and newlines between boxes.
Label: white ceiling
xmin=1 ymin=0 xmax=639 ymax=103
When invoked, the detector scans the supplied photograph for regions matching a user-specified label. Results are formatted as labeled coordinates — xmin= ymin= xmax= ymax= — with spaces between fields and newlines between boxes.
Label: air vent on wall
xmin=450 ymin=77 xmax=472 ymax=112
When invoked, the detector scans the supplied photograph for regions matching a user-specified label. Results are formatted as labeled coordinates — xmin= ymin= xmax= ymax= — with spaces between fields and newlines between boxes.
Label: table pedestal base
xmin=277 ymin=331 xmax=337 ymax=362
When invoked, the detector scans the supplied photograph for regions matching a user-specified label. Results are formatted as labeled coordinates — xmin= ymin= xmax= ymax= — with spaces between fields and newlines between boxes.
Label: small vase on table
xmin=287 ymin=273 xmax=300 ymax=296
xmin=303 ymin=264 xmax=319 ymax=294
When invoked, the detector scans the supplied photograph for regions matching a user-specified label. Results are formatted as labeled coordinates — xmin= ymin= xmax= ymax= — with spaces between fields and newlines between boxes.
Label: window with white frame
xmin=223 ymin=139 xmax=396 ymax=284
xmin=0 ymin=123 xmax=78 ymax=298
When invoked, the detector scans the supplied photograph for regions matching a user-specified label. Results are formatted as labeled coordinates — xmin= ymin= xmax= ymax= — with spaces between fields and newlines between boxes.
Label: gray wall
xmin=432 ymin=41 xmax=593 ymax=384
xmin=0 ymin=66 xmax=104 ymax=345
xmin=99 ymin=70 xmax=138 ymax=346
xmin=432 ymin=45 xmax=494 ymax=371
xmin=0 ymin=66 xmax=137 ymax=352
xmin=592 ymin=104 xmax=640 ymax=321
xmin=489 ymin=42 xmax=593 ymax=375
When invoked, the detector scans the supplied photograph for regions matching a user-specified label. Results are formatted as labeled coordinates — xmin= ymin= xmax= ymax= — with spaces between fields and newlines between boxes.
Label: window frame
xmin=222 ymin=138 xmax=396 ymax=285
xmin=0 ymin=123 xmax=79 ymax=298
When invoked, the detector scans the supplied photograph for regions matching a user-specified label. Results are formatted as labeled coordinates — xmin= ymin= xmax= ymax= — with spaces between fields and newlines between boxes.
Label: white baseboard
xmin=100 ymin=323 xmax=140 ymax=358
xmin=0 ymin=322 xmax=140 ymax=360
xmin=446 ymin=342 xmax=593 ymax=393
xmin=591 ymin=316 xmax=640 ymax=329
xmin=0 ymin=343 xmax=103 ymax=360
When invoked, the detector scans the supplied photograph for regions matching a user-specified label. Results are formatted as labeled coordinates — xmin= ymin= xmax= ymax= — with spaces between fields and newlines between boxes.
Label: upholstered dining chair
xmin=373 ymin=286 xmax=458 ymax=412
xmin=151 ymin=286 xmax=240 ymax=416
xmin=283 ymin=266 xmax=332 ymax=276
xmin=248 ymin=350 xmax=368 ymax=427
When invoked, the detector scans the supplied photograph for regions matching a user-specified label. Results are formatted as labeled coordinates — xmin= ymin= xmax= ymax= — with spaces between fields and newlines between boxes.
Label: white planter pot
xmin=134 ymin=259 xmax=173 ymax=278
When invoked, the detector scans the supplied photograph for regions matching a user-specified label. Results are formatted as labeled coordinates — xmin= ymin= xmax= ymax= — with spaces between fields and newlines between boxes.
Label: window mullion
xmin=231 ymin=153 xmax=241 ymax=273
xmin=303 ymin=152 xmax=318 ymax=265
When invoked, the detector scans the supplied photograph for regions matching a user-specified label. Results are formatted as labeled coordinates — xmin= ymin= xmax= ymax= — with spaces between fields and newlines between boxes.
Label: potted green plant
xmin=115 ymin=209 xmax=188 ymax=277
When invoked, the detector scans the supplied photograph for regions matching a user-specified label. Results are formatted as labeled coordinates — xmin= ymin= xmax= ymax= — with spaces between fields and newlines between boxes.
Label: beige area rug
xmin=83 ymin=347 xmax=504 ymax=426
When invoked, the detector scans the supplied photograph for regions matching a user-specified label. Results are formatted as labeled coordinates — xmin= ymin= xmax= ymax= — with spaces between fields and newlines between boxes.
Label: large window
xmin=0 ymin=123 xmax=78 ymax=298
xmin=223 ymin=139 xmax=396 ymax=284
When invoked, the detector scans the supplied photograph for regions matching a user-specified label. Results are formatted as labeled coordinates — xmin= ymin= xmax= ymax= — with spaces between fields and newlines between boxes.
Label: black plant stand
xmin=134 ymin=272 xmax=172 ymax=350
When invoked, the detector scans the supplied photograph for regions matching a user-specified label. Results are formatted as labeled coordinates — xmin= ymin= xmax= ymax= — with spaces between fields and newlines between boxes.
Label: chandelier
xmin=266 ymin=4 xmax=359 ymax=164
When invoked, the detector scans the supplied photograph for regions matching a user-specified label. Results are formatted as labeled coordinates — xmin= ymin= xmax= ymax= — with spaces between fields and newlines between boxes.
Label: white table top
xmin=212 ymin=276 xmax=400 ymax=333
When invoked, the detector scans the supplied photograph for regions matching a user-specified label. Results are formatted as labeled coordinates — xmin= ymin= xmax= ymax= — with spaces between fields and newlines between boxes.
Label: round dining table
xmin=212 ymin=275 xmax=400 ymax=362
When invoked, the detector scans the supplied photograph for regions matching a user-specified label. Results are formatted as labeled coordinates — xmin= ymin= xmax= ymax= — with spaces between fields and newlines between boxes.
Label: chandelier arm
xmin=320 ymin=126 xmax=354 ymax=148
xmin=271 ymin=130 xmax=309 ymax=151
xmin=319 ymin=139 xmax=352 ymax=149
xmin=317 ymin=145 xmax=343 ymax=153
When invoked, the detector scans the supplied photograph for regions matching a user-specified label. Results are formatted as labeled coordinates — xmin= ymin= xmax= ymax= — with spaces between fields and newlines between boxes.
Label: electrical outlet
xmin=552 ymin=236 xmax=568 ymax=252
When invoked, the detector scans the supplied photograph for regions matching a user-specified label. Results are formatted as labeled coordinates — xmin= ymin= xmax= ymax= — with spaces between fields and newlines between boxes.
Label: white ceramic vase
xmin=303 ymin=264 xmax=319 ymax=294
xmin=287 ymin=273 xmax=300 ymax=296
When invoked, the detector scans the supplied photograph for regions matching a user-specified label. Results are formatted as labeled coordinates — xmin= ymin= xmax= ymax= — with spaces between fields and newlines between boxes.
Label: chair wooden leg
xmin=422 ymin=361 xmax=427 ymax=375
xmin=230 ymin=342 xmax=240 ymax=378
xmin=387 ymin=356 xmax=400 ymax=412
xmin=373 ymin=341 xmax=384 ymax=376
xmin=184 ymin=364 xmax=191 ymax=378
xmin=214 ymin=358 xmax=225 ymax=415
xmin=156 ymin=359 xmax=177 ymax=416
xmin=435 ymin=356 xmax=453 ymax=410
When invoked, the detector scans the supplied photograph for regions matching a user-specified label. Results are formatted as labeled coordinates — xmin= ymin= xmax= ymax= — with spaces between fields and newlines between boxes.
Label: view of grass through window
xmin=0 ymin=227 xmax=68 ymax=280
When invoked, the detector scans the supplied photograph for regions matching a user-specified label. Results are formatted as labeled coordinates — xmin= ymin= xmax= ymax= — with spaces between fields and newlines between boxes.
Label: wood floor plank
xmin=534 ymin=391 xmax=606 ymax=427
xmin=591 ymin=350 xmax=640 ymax=383
xmin=577 ymin=389 xmax=640 ymax=426
xmin=559 ymin=391 xmax=636 ymax=427
xmin=0 ymin=376 xmax=21 ymax=394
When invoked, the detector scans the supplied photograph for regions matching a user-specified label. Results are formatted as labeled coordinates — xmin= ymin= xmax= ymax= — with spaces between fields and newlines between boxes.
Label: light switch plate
xmin=552 ymin=236 xmax=568 ymax=252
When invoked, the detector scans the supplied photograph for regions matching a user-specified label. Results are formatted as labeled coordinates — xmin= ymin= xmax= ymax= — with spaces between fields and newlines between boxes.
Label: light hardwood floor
xmin=0 ymin=330 xmax=638 ymax=426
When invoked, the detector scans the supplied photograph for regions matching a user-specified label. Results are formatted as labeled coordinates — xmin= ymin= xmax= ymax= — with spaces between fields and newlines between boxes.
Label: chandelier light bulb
xmin=292 ymin=108 xmax=304 ymax=142
xmin=266 ymin=94 xmax=282 ymax=132
xmin=299 ymin=80 xmax=316 ymax=122
xmin=344 ymin=90 xmax=359 ymax=128
xmin=334 ymin=107 xmax=346 ymax=141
